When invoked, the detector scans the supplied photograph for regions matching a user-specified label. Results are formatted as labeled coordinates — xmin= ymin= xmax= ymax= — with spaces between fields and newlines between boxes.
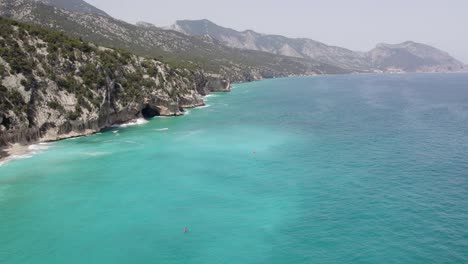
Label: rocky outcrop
xmin=204 ymin=75 xmax=231 ymax=92
xmin=0 ymin=18 xmax=229 ymax=151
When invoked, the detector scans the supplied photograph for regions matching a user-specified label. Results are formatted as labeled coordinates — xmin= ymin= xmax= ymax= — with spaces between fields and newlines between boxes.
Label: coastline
xmin=0 ymin=93 xmax=217 ymax=165
xmin=4 ymin=72 xmax=461 ymax=165
xmin=0 ymin=143 xmax=36 ymax=165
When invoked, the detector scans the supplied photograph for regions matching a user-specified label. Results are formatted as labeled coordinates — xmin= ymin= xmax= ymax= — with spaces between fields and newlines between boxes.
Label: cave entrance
xmin=141 ymin=105 xmax=160 ymax=119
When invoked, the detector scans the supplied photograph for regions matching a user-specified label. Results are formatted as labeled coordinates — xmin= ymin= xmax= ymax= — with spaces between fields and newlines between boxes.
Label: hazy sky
xmin=86 ymin=0 xmax=468 ymax=63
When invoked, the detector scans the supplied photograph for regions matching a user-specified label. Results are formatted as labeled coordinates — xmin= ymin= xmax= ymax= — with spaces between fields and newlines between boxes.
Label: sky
xmin=86 ymin=0 xmax=468 ymax=63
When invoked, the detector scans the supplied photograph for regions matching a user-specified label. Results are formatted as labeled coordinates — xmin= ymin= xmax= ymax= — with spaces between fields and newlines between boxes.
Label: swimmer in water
xmin=184 ymin=227 xmax=188 ymax=233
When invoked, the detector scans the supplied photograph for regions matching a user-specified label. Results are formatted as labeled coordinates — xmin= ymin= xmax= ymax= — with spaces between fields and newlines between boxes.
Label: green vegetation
xmin=0 ymin=17 xmax=188 ymax=127
xmin=0 ymin=85 xmax=27 ymax=116
xmin=47 ymin=100 xmax=64 ymax=111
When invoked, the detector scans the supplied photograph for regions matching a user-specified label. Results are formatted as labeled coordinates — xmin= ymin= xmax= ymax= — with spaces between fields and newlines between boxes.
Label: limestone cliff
xmin=0 ymin=18 xmax=225 ymax=154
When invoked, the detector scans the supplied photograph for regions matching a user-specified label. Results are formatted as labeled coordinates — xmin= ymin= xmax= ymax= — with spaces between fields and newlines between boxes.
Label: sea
xmin=1 ymin=74 xmax=468 ymax=263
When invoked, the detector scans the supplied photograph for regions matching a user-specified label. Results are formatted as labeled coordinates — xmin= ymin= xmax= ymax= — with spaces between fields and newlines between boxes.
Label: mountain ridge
xmin=172 ymin=19 xmax=466 ymax=73
xmin=0 ymin=0 xmax=348 ymax=81
xmin=33 ymin=0 xmax=109 ymax=16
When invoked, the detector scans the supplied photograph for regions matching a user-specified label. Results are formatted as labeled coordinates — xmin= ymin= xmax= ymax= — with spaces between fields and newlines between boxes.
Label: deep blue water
xmin=1 ymin=74 xmax=468 ymax=263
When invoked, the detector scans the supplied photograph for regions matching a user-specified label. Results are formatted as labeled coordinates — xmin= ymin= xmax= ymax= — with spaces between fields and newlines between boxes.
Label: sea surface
xmin=1 ymin=74 xmax=468 ymax=263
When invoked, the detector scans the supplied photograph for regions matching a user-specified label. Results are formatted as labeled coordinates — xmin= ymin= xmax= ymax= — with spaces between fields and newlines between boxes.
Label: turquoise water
xmin=1 ymin=74 xmax=468 ymax=263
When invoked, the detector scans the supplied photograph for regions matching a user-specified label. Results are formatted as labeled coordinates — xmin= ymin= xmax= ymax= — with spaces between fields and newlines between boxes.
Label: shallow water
xmin=1 ymin=74 xmax=468 ymax=263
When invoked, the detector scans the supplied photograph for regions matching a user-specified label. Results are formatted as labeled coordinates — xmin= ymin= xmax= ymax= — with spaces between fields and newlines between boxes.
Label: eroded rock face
xmin=0 ymin=20 xmax=230 ymax=148
xmin=206 ymin=78 xmax=231 ymax=92
xmin=141 ymin=104 xmax=160 ymax=119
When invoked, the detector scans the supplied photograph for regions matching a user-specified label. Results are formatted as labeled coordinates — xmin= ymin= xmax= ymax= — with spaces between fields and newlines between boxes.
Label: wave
xmin=183 ymin=110 xmax=191 ymax=115
xmin=28 ymin=143 xmax=52 ymax=152
xmin=114 ymin=118 xmax=149 ymax=128
xmin=1 ymin=143 xmax=53 ymax=166
xmin=197 ymin=104 xmax=211 ymax=109
xmin=154 ymin=128 xmax=169 ymax=131
xmin=67 ymin=136 xmax=84 ymax=140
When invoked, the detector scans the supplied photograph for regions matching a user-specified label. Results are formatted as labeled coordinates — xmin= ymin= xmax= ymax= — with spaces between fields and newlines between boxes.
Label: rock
xmin=0 ymin=19 xmax=232 ymax=148
xmin=206 ymin=79 xmax=231 ymax=92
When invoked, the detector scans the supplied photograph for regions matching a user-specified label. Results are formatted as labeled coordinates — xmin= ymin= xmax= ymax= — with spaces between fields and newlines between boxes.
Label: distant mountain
xmin=34 ymin=0 xmax=109 ymax=16
xmin=367 ymin=41 xmax=465 ymax=72
xmin=0 ymin=0 xmax=348 ymax=82
xmin=0 ymin=0 xmax=463 ymax=76
xmin=172 ymin=19 xmax=370 ymax=71
xmin=172 ymin=19 xmax=466 ymax=73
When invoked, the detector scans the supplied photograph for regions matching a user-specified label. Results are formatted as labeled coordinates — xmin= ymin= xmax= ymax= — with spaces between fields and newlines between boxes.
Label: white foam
xmin=115 ymin=118 xmax=149 ymax=128
xmin=183 ymin=110 xmax=191 ymax=115
xmin=28 ymin=143 xmax=52 ymax=152
xmin=1 ymin=144 xmax=51 ymax=166
xmin=197 ymin=104 xmax=211 ymax=109
xmin=154 ymin=128 xmax=169 ymax=131
xmin=11 ymin=154 xmax=34 ymax=159
xmin=113 ymin=130 xmax=119 ymax=134
xmin=205 ymin=94 xmax=217 ymax=98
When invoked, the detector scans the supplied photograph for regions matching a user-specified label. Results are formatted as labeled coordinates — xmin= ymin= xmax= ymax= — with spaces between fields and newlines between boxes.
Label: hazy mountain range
xmin=1 ymin=0 xmax=465 ymax=75
xmin=171 ymin=19 xmax=466 ymax=73
xmin=0 ymin=0 xmax=345 ymax=80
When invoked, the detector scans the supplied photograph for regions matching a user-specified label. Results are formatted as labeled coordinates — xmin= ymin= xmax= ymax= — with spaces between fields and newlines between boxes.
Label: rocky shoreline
xmin=0 ymin=81 xmax=231 ymax=164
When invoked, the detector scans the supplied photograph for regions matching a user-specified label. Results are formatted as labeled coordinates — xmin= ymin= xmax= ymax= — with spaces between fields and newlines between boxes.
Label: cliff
xmin=0 ymin=18 xmax=226 ymax=157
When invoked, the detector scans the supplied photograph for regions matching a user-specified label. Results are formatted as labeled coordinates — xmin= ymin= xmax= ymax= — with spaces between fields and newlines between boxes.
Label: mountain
xmin=172 ymin=19 xmax=370 ymax=71
xmin=0 ymin=0 xmax=348 ymax=83
xmin=172 ymin=19 xmax=466 ymax=73
xmin=367 ymin=41 xmax=465 ymax=72
xmin=33 ymin=0 xmax=109 ymax=16
xmin=0 ymin=17 xmax=217 ymax=150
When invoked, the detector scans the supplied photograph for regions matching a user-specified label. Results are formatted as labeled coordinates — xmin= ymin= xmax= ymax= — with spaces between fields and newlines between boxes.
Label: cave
xmin=141 ymin=104 xmax=160 ymax=119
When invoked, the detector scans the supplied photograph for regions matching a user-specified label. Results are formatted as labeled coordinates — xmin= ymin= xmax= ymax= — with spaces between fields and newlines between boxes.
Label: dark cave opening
xmin=141 ymin=105 xmax=160 ymax=119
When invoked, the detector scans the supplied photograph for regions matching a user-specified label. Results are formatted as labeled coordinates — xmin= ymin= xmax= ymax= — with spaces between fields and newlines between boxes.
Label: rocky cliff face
xmin=173 ymin=20 xmax=466 ymax=73
xmin=0 ymin=18 xmax=223 ymax=152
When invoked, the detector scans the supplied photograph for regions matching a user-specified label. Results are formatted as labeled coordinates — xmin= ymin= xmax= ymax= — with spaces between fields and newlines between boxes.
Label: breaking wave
xmin=114 ymin=118 xmax=149 ymax=128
